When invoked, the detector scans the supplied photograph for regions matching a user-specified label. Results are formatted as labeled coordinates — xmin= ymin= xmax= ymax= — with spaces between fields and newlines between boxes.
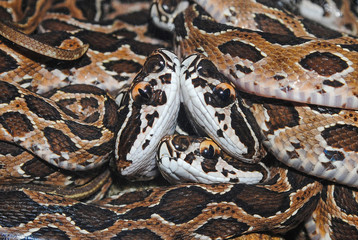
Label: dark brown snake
xmin=0 ymin=0 xmax=358 ymax=239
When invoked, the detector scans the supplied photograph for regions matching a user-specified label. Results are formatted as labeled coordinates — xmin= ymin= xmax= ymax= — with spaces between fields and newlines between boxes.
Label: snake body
xmin=0 ymin=0 xmax=358 ymax=239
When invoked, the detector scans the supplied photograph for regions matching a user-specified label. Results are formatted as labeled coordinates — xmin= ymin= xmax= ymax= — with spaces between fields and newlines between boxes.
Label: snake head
xmin=180 ymin=54 xmax=266 ymax=163
xmin=157 ymin=135 xmax=270 ymax=184
xmin=115 ymin=49 xmax=180 ymax=181
xmin=150 ymin=0 xmax=189 ymax=31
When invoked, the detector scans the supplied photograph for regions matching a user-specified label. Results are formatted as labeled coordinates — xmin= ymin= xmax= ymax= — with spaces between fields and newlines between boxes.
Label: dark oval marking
xmin=201 ymin=157 xmax=218 ymax=173
xmin=21 ymin=157 xmax=57 ymax=179
xmin=63 ymin=203 xmax=118 ymax=232
xmin=44 ymin=127 xmax=79 ymax=155
xmin=0 ymin=81 xmax=20 ymax=104
xmin=108 ymin=189 xmax=153 ymax=206
xmin=0 ymin=191 xmax=45 ymax=227
xmin=111 ymin=229 xmax=162 ymax=240
xmin=258 ymin=31 xmax=311 ymax=45
xmin=102 ymin=60 xmax=142 ymax=82
xmin=28 ymin=227 xmax=70 ymax=240
xmin=301 ymin=18 xmax=343 ymax=39
xmin=195 ymin=218 xmax=250 ymax=238
xmin=65 ymin=120 xmax=102 ymax=141
xmin=299 ymin=52 xmax=348 ymax=76
xmin=254 ymin=13 xmax=294 ymax=36
xmin=0 ymin=112 xmax=34 ymax=137
xmin=75 ymin=30 xmax=120 ymax=53
xmin=25 ymin=95 xmax=62 ymax=121
xmin=0 ymin=141 xmax=24 ymax=156
xmin=322 ymin=79 xmax=344 ymax=88
xmin=218 ymin=40 xmax=264 ymax=63
xmin=321 ymin=124 xmax=358 ymax=152
xmin=0 ymin=49 xmax=19 ymax=74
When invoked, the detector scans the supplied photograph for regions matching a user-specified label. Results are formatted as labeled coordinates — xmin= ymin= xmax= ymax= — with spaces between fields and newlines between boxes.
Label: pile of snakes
xmin=1 ymin=0 xmax=358 ymax=239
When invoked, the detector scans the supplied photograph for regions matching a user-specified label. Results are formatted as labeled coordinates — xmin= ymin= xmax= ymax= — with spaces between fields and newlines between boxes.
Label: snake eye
xmin=162 ymin=0 xmax=178 ymax=13
xmin=199 ymin=140 xmax=219 ymax=159
xmin=172 ymin=135 xmax=190 ymax=152
xmin=197 ymin=59 xmax=217 ymax=78
xmin=132 ymin=82 xmax=152 ymax=103
xmin=144 ymin=54 xmax=165 ymax=74
xmin=213 ymin=83 xmax=236 ymax=102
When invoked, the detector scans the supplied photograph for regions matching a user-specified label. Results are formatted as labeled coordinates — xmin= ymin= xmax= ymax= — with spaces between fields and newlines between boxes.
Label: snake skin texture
xmin=0 ymin=0 xmax=358 ymax=239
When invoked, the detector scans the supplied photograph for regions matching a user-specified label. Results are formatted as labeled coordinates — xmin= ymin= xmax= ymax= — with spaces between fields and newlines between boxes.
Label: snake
xmin=0 ymin=0 xmax=358 ymax=239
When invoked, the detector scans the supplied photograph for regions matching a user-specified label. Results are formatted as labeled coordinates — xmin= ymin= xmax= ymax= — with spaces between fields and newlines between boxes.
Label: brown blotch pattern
xmin=218 ymin=40 xmax=264 ymax=63
xmin=321 ymin=124 xmax=358 ymax=152
xmin=44 ymin=127 xmax=79 ymax=155
xmin=0 ymin=50 xmax=19 ymax=74
xmin=0 ymin=141 xmax=24 ymax=156
xmin=25 ymin=95 xmax=62 ymax=121
xmin=254 ymin=13 xmax=294 ymax=36
xmin=108 ymin=190 xmax=153 ymax=206
xmin=28 ymin=227 xmax=70 ymax=240
xmin=334 ymin=185 xmax=358 ymax=215
xmin=0 ymin=112 xmax=34 ymax=137
xmin=299 ymin=52 xmax=348 ymax=76
xmin=201 ymin=158 xmax=218 ymax=173
xmin=112 ymin=229 xmax=162 ymax=240
xmin=21 ymin=158 xmax=57 ymax=178
xmin=263 ymin=103 xmax=300 ymax=135
xmin=195 ymin=218 xmax=250 ymax=238
xmin=102 ymin=60 xmax=142 ymax=81
xmin=65 ymin=120 xmax=102 ymax=141
xmin=330 ymin=217 xmax=358 ymax=239
xmin=156 ymin=187 xmax=211 ymax=224
xmin=75 ymin=30 xmax=120 ymax=52
xmin=0 ymin=81 xmax=20 ymax=104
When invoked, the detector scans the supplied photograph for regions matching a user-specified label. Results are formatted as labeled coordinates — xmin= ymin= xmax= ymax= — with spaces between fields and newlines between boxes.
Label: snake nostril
xmin=172 ymin=135 xmax=190 ymax=151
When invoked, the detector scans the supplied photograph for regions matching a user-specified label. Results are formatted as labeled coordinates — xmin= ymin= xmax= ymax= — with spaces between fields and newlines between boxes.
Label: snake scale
xmin=0 ymin=0 xmax=358 ymax=239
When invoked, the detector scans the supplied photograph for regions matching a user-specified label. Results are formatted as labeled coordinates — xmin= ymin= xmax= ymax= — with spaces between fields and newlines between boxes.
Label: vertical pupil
xmin=203 ymin=145 xmax=215 ymax=158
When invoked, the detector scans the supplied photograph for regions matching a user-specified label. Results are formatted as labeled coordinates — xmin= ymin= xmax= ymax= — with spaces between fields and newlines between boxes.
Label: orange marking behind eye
xmin=199 ymin=139 xmax=220 ymax=159
xmin=132 ymin=82 xmax=152 ymax=101
xmin=215 ymin=82 xmax=236 ymax=99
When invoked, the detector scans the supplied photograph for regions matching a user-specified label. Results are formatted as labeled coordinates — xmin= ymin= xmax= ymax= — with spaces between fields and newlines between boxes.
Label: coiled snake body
xmin=0 ymin=0 xmax=358 ymax=239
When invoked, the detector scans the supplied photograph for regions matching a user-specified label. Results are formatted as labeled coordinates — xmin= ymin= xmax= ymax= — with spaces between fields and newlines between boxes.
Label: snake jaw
xmin=115 ymin=49 xmax=181 ymax=180
xmin=180 ymin=54 xmax=265 ymax=163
